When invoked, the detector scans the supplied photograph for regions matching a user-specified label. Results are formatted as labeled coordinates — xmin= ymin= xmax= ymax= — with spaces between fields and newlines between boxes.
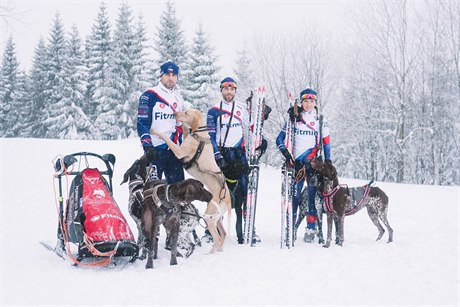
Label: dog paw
xmin=145 ymin=260 xmax=154 ymax=269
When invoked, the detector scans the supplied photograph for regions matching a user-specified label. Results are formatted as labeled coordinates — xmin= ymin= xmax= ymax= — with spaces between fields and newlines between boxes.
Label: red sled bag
xmin=82 ymin=168 xmax=135 ymax=243
xmin=54 ymin=152 xmax=138 ymax=266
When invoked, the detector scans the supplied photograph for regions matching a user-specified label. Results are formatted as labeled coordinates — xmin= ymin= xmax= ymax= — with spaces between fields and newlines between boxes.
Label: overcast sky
xmin=1 ymin=0 xmax=349 ymax=75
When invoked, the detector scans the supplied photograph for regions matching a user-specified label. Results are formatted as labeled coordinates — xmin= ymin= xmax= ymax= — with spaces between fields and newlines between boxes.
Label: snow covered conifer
xmin=233 ymin=46 xmax=256 ymax=101
xmin=183 ymin=23 xmax=220 ymax=112
xmin=0 ymin=36 xmax=26 ymax=137
xmin=29 ymin=37 xmax=49 ymax=138
xmin=154 ymin=0 xmax=188 ymax=81
xmin=86 ymin=2 xmax=112 ymax=125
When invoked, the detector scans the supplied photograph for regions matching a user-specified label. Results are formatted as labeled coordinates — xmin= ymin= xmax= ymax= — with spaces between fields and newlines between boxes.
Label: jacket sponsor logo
xmin=159 ymin=103 xmax=165 ymax=109
xmin=154 ymin=112 xmax=176 ymax=120
xmin=236 ymin=111 xmax=241 ymax=116
xmin=310 ymin=122 xmax=315 ymax=126
xmin=173 ymin=102 xmax=177 ymax=108
xmin=221 ymin=122 xmax=241 ymax=128
xmin=93 ymin=188 xmax=105 ymax=198
xmin=296 ymin=129 xmax=318 ymax=136
xmin=224 ymin=113 xmax=230 ymax=118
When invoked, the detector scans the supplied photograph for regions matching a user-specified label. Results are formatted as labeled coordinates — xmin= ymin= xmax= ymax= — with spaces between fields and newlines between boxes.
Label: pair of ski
xmin=244 ymin=87 xmax=267 ymax=246
xmin=281 ymin=93 xmax=296 ymax=249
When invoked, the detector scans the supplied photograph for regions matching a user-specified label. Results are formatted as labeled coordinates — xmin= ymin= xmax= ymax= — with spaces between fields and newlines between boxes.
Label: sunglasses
xmin=301 ymin=93 xmax=317 ymax=101
xmin=221 ymin=81 xmax=237 ymax=89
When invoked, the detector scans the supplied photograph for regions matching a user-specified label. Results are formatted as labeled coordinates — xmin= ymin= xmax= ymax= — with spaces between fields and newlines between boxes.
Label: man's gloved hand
xmin=263 ymin=105 xmax=272 ymax=121
xmin=280 ymin=147 xmax=295 ymax=166
xmin=142 ymin=146 xmax=159 ymax=164
xmin=216 ymin=157 xmax=227 ymax=170
xmin=325 ymin=159 xmax=332 ymax=164
xmin=255 ymin=138 xmax=268 ymax=157
xmin=295 ymin=159 xmax=306 ymax=173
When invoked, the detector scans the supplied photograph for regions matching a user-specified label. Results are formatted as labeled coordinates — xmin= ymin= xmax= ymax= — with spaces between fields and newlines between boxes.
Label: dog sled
xmin=49 ymin=152 xmax=138 ymax=267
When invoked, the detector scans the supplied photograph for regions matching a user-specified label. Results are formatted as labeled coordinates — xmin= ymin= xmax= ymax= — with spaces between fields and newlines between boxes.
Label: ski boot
xmin=251 ymin=230 xmax=261 ymax=244
xmin=303 ymin=228 xmax=317 ymax=243
xmin=55 ymin=238 xmax=65 ymax=258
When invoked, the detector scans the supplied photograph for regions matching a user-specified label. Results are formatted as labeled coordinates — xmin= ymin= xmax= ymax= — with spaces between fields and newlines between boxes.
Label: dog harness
xmin=144 ymin=183 xmax=180 ymax=215
xmin=182 ymin=128 xmax=209 ymax=170
xmin=344 ymin=183 xmax=372 ymax=216
xmin=181 ymin=127 xmax=228 ymax=203
xmin=322 ymin=182 xmax=373 ymax=215
xmin=322 ymin=185 xmax=341 ymax=213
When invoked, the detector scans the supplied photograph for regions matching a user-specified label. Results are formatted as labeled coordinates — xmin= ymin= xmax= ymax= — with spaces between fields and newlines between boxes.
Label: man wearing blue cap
xmin=136 ymin=60 xmax=185 ymax=183
xmin=206 ymin=77 xmax=267 ymax=244
xmin=276 ymin=88 xmax=332 ymax=243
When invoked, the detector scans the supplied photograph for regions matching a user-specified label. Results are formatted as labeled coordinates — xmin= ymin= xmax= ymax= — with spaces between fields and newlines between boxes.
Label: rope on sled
xmin=52 ymin=169 xmax=119 ymax=267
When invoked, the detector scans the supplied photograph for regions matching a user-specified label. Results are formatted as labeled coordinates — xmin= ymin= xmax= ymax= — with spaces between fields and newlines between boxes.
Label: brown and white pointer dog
xmin=310 ymin=160 xmax=393 ymax=248
xmin=122 ymin=157 xmax=210 ymax=266
xmin=142 ymin=177 xmax=212 ymax=269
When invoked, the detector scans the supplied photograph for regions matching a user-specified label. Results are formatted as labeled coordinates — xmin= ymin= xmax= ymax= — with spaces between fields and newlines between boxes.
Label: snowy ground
xmin=1 ymin=138 xmax=459 ymax=306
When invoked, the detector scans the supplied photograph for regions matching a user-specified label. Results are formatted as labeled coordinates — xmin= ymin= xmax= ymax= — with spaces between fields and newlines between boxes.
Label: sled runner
xmin=51 ymin=152 xmax=138 ymax=267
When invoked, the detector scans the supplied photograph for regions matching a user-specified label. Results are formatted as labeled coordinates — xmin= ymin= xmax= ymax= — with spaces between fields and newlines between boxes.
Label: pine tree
xmin=86 ymin=2 xmax=112 ymax=126
xmin=233 ymin=46 xmax=256 ymax=101
xmin=0 ymin=36 xmax=23 ymax=137
xmin=29 ymin=37 xmax=49 ymax=138
xmin=42 ymin=12 xmax=70 ymax=139
xmin=184 ymin=23 xmax=220 ymax=112
xmin=128 ymin=14 xmax=153 ymax=136
xmin=154 ymin=0 xmax=188 ymax=81
xmin=101 ymin=2 xmax=140 ymax=139
xmin=14 ymin=70 xmax=32 ymax=137
xmin=63 ymin=24 xmax=94 ymax=139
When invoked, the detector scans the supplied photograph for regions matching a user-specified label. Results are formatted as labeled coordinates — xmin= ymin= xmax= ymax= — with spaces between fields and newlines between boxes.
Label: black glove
xmin=280 ymin=148 xmax=294 ymax=165
xmin=255 ymin=138 xmax=268 ymax=157
xmin=216 ymin=157 xmax=227 ymax=170
xmin=263 ymin=105 xmax=272 ymax=121
xmin=295 ymin=159 xmax=306 ymax=173
xmin=325 ymin=159 xmax=332 ymax=164
xmin=143 ymin=146 xmax=159 ymax=163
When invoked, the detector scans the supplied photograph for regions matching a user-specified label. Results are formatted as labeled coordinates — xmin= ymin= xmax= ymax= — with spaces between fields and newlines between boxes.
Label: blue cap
xmin=300 ymin=88 xmax=318 ymax=101
xmin=220 ymin=77 xmax=237 ymax=90
xmin=160 ymin=61 xmax=179 ymax=76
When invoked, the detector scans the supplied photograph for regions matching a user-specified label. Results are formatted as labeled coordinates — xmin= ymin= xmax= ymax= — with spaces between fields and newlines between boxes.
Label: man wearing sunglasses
xmin=276 ymin=88 xmax=332 ymax=243
xmin=136 ymin=60 xmax=185 ymax=184
xmin=206 ymin=77 xmax=266 ymax=245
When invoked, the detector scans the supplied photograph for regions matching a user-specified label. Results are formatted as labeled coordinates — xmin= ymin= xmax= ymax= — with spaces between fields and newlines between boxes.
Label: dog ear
xmin=121 ymin=160 xmax=141 ymax=185
xmin=184 ymin=183 xmax=197 ymax=203
xmin=330 ymin=165 xmax=337 ymax=180
xmin=190 ymin=110 xmax=200 ymax=132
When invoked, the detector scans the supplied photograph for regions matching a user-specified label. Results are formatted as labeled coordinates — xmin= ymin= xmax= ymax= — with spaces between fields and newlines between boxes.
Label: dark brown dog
xmin=310 ymin=160 xmax=393 ymax=248
xmin=142 ymin=178 xmax=212 ymax=269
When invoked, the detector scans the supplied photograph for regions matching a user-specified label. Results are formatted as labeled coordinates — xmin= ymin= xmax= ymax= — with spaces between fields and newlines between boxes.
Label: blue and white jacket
xmin=207 ymin=100 xmax=249 ymax=160
xmin=137 ymin=82 xmax=184 ymax=149
xmin=276 ymin=110 xmax=331 ymax=162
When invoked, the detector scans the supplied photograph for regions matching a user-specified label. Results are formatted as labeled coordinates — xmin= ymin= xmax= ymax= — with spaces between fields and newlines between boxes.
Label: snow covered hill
xmin=1 ymin=138 xmax=458 ymax=306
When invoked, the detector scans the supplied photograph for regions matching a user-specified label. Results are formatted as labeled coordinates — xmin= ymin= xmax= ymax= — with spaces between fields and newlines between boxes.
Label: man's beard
xmin=223 ymin=94 xmax=235 ymax=102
